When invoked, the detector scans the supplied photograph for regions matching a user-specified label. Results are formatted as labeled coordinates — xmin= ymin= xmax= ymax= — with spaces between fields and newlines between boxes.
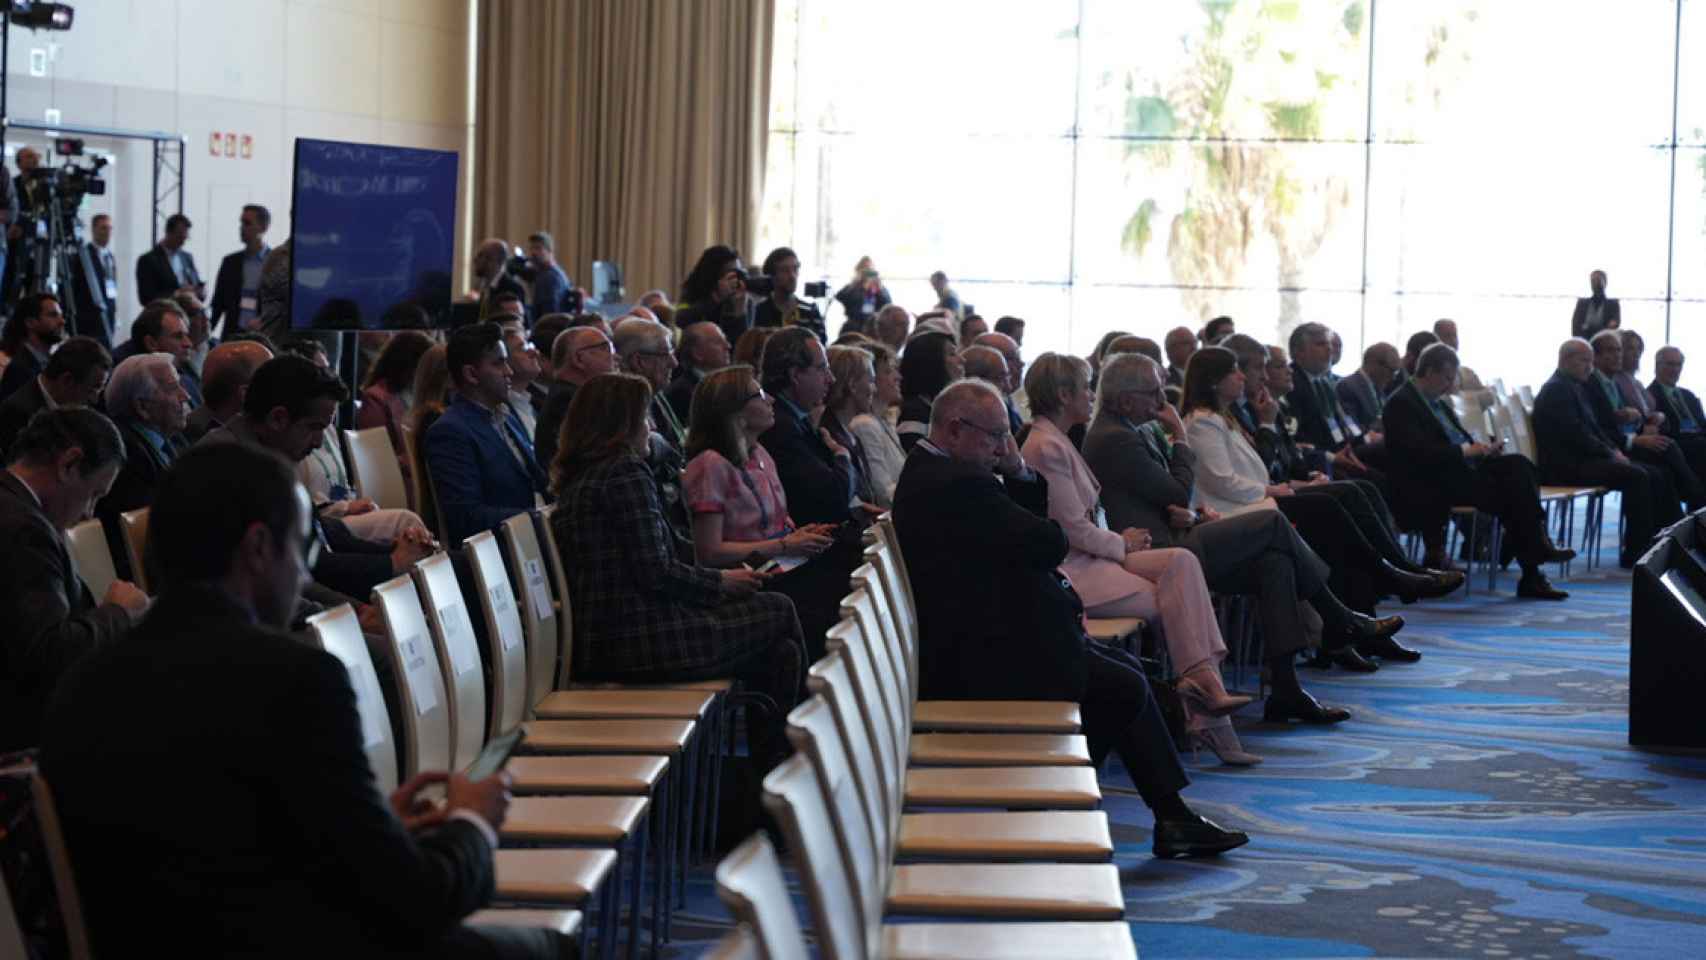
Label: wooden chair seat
xmin=506 ymin=755 xmax=668 ymax=795
xmin=465 ymin=909 xmax=583 ymax=938
xmin=1084 ymin=616 xmax=1143 ymax=642
xmin=493 ymin=848 xmax=618 ymax=904
xmin=909 ymin=733 xmax=1090 ymax=767
xmin=522 ymin=719 xmax=695 ymax=755
xmin=500 ymin=796 xmax=650 ymax=845
xmin=881 ymin=921 xmax=1137 ymax=960
xmin=911 ymin=700 xmax=1081 ymax=734
xmin=896 ymin=810 xmax=1112 ymax=861
xmin=534 ymin=688 xmax=714 ymax=720
xmin=904 ymin=766 xmax=1102 ymax=809
xmin=576 ymin=677 xmax=735 ymax=693
xmin=885 ymin=862 xmax=1125 ymax=920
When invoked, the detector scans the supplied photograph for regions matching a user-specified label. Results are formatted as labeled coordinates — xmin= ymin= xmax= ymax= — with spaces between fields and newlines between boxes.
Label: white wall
xmin=3 ymin=0 xmax=473 ymax=324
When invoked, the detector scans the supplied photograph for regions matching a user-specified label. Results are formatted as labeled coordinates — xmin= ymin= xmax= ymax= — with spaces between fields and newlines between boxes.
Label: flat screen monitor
xmin=289 ymin=138 xmax=459 ymax=330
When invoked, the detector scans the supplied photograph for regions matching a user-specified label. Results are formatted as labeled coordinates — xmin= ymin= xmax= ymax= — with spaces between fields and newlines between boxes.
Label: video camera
xmin=506 ymin=247 xmax=537 ymax=284
xmin=740 ymin=273 xmax=828 ymax=298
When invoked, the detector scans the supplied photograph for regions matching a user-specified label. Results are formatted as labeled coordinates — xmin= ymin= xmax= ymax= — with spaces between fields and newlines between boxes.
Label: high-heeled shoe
xmin=1176 ymin=672 xmax=1254 ymax=717
xmin=1189 ymin=724 xmax=1263 ymax=766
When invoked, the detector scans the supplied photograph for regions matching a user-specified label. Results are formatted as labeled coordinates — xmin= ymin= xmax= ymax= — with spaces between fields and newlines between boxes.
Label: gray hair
xmin=1287 ymin=321 xmax=1329 ymax=358
xmin=1589 ymin=329 xmax=1623 ymax=354
xmin=1415 ymin=342 xmax=1460 ymax=378
xmin=960 ymin=345 xmax=1007 ymax=385
xmin=1559 ymin=337 xmax=1592 ymax=364
xmin=928 ymin=378 xmax=1005 ymax=433
xmin=1096 ymin=353 xmax=1161 ymax=408
xmin=106 ymin=353 xmax=177 ymax=421
xmin=613 ymin=318 xmax=670 ymax=361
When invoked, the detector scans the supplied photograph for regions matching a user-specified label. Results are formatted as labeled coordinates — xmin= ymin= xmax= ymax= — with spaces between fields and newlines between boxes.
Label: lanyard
xmin=735 ymin=458 xmax=785 ymax=537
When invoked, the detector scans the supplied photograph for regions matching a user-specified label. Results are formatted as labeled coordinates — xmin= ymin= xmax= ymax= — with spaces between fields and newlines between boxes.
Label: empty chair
xmin=343 ymin=426 xmax=411 ymax=511
xmin=65 ymin=518 xmax=118 ymax=602
xmin=714 ymin=833 xmax=809 ymax=960
xmin=118 ymin=507 xmax=149 ymax=594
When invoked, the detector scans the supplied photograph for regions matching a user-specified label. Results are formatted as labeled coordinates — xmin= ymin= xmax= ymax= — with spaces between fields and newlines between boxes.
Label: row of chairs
xmin=708 ymin=519 xmax=1142 ymax=959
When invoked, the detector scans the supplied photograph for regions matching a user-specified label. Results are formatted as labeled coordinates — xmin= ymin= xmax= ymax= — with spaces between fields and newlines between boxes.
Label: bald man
xmin=663 ymin=321 xmax=731 ymax=424
xmin=961 ymin=345 xmax=1021 ymax=433
xmin=892 ymin=378 xmax=1247 ymax=858
xmin=1533 ymin=338 xmax=1674 ymax=567
xmin=472 ymin=237 xmax=527 ymax=325
xmin=533 ymin=326 xmax=616 ymax=474
xmin=974 ymin=330 xmax=1028 ymax=422
xmin=1336 ymin=342 xmax=1400 ymax=433
xmin=184 ymin=339 xmax=273 ymax=443
xmin=1163 ymin=326 xmax=1196 ymax=387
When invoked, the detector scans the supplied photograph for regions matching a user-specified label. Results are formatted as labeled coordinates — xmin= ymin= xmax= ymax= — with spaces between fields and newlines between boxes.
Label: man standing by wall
xmin=136 ymin=213 xmax=204 ymax=306
xmin=211 ymin=204 xmax=271 ymax=337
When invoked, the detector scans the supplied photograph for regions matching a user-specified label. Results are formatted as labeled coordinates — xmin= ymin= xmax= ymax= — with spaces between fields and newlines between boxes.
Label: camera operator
xmin=472 ymin=237 xmax=528 ymax=326
xmin=136 ymin=213 xmax=205 ymax=307
xmin=524 ymin=231 xmax=576 ymax=317
xmin=71 ymin=213 xmax=119 ymax=349
xmin=752 ymin=246 xmax=826 ymax=342
xmin=833 ymin=256 xmax=891 ymax=337
xmin=676 ymin=244 xmax=755 ymax=347
xmin=210 ymin=204 xmax=272 ymax=337
xmin=8 ymin=148 xmax=50 ymax=301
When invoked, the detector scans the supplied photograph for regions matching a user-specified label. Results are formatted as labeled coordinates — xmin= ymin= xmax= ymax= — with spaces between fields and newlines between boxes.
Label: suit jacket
xmin=0 ymin=471 xmax=130 ymax=752
xmin=40 ymin=585 xmax=494 ymax=955
xmin=135 ymin=243 xmax=202 ymax=306
xmin=1019 ymin=417 xmax=1141 ymax=607
xmin=1182 ymin=410 xmax=1275 ymax=517
xmin=1581 ymin=370 xmax=1638 ymax=449
xmin=182 ymin=403 xmax=225 ymax=445
xmin=1382 ymin=379 xmax=1479 ymax=512
xmin=1532 ymin=371 xmax=1620 ymax=479
xmin=210 ymin=248 xmax=249 ymax=336
xmin=1237 ymin=397 xmax=1318 ymax=482
xmin=758 ymin=396 xmax=859 ymax=527
xmin=97 ymin=417 xmax=188 ymax=581
xmin=1571 ymin=296 xmax=1621 ymax=339
xmin=1082 ymin=413 xmax=1194 ymax=549
xmin=891 ymin=444 xmax=1089 ymax=702
xmin=533 ymin=380 xmax=578 ymax=481
xmin=0 ymin=344 xmax=45 ymax=405
xmin=1649 ymin=379 xmax=1706 ymax=438
xmin=1613 ymin=371 xmax=1654 ymax=417
xmin=0 ymin=375 xmax=49 ymax=455
xmin=663 ymin=367 xmax=703 ymax=428
xmin=69 ymin=241 xmax=117 ymax=348
xmin=1286 ymin=363 xmax=1365 ymax=453
xmin=424 ymin=395 xmax=548 ymax=545
xmin=1336 ymin=370 xmax=1385 ymax=431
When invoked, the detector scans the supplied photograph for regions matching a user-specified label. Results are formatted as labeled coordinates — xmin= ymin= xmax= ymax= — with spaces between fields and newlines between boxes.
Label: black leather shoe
xmin=1323 ymin=613 xmax=1404 ymax=651
xmin=1516 ymin=571 xmax=1569 ymax=600
xmin=1330 ymin=647 xmax=1381 ymax=672
xmin=1393 ymin=567 xmax=1465 ymax=603
xmin=1357 ymin=634 xmax=1422 ymax=662
xmin=1152 ymin=811 xmax=1250 ymax=859
xmin=1539 ymin=539 xmax=1577 ymax=564
xmin=1263 ymin=691 xmax=1351 ymax=724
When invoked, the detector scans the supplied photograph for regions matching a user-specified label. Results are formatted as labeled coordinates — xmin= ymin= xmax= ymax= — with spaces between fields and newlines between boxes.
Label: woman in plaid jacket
xmin=550 ymin=372 xmax=804 ymax=762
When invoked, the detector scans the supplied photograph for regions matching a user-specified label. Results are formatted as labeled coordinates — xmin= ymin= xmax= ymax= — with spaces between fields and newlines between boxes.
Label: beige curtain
xmin=475 ymin=0 xmax=774 ymax=303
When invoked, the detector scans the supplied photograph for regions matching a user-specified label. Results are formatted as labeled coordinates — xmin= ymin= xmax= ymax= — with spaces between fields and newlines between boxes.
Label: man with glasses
xmin=758 ymin=326 xmax=867 ymax=530
xmin=534 ymin=325 xmax=615 ymax=472
xmin=498 ymin=319 xmax=544 ymax=436
xmin=973 ymin=330 xmax=1028 ymax=427
xmin=616 ymin=318 xmax=694 ymax=543
xmin=1336 ymin=341 xmax=1401 ymax=434
xmin=663 ymin=320 xmax=732 ymax=425
xmin=893 ymin=378 xmax=1248 ymax=859
xmin=0 ymin=335 xmax=110 ymax=456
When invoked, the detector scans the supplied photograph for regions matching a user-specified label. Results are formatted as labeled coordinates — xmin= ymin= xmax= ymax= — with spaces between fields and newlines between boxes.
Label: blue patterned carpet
xmin=668 ymin=504 xmax=1706 ymax=958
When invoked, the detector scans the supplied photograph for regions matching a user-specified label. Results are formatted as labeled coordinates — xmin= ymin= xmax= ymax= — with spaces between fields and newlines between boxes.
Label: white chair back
xmin=25 ymin=769 xmax=93 ymax=960
xmin=785 ymin=696 xmax=886 ymax=947
xmin=836 ymin=589 xmax=911 ymax=760
xmin=501 ymin=511 xmax=562 ymax=711
xmin=534 ymin=504 xmax=578 ymax=688
xmin=854 ymin=552 xmax=916 ymax=703
xmin=814 ymin=620 xmax=902 ymax=849
xmin=1489 ymin=397 xmax=1517 ymax=449
xmin=307 ymin=604 xmax=399 ymax=794
xmin=805 ymin=649 xmax=890 ymax=867
xmin=466 ymin=530 xmax=529 ymax=738
xmin=1518 ymin=384 xmax=1536 ymax=414
xmin=343 ymin=426 xmax=410 ymax=511
xmin=713 ymin=833 xmax=811 ymax=960
xmin=65 ymin=519 xmax=117 ymax=601
xmin=374 ymin=573 xmax=454 ymax=778
xmin=118 ymin=507 xmax=150 ymax=594
xmin=414 ymin=552 xmax=488 ymax=769
xmin=1505 ymin=393 xmax=1539 ymax=463
xmin=760 ymin=754 xmax=869 ymax=960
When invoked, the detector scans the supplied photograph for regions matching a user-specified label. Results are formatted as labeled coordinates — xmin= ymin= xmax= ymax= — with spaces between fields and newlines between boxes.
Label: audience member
xmin=95 ymin=353 xmax=190 ymax=580
xmin=41 ymin=441 xmax=544 ymax=958
xmin=1336 ymin=342 xmax=1400 ymax=433
xmin=1109 ymin=335 xmax=1165 ymax=368
xmin=1328 ymin=331 xmax=1344 ymax=379
xmin=0 ymin=335 xmax=109 ymax=455
xmin=664 ymin=321 xmax=733 ymax=425
xmin=973 ymin=331 xmax=1027 ymax=421
xmin=959 ymin=313 xmax=989 ymax=343
xmin=1 ymin=407 xmax=147 ymax=752
xmin=1432 ymin=319 xmax=1495 ymax=410
xmin=355 ymin=330 xmax=434 ymax=495
xmin=529 ymin=313 xmax=572 ymax=387
xmin=1163 ymin=326 xmax=1196 ymax=387
xmin=895 ymin=331 xmax=962 ymax=453
xmin=0 ymin=292 xmax=67 ymax=403
xmin=1084 ymin=353 xmax=1353 ymax=734
xmin=891 ymin=378 xmax=1247 ymax=857
xmin=498 ymin=318 xmax=544 ymax=436
xmin=408 ymin=344 xmax=452 ymax=536
xmin=536 ymin=325 xmax=615 ymax=476
xmin=961 ymin=343 xmax=1021 ymax=434
xmin=833 ymin=256 xmax=890 ymax=336
xmin=676 ymin=245 xmax=754 ymax=346
xmin=425 ymin=323 xmax=549 ymax=546
xmin=1534 ymin=338 xmax=1676 ymax=567
xmin=872 ymin=303 xmax=912 ymax=356
xmin=210 ymin=204 xmax=271 ymax=336
xmin=525 ymin=231 xmax=574 ymax=317
xmin=1570 ymin=269 xmax=1619 ymax=338
xmin=1284 ymin=322 xmax=1390 ymax=491
xmin=1649 ymin=346 xmax=1706 ymax=469
xmin=1587 ymin=329 xmax=1704 ymax=510
xmin=1384 ymin=343 xmax=1573 ymax=599
xmin=1086 ymin=330 xmax=1131 ymax=387
xmin=758 ymin=327 xmax=870 ymax=528
xmin=842 ymin=340 xmax=905 ymax=508
xmin=733 ymin=326 xmax=778 ymax=368
xmin=186 ymin=338 xmax=273 ymax=443
xmin=134 ymin=213 xmax=204 ymax=306
xmin=1200 ymin=315 xmax=1235 ymax=345
xmin=552 ymin=372 xmax=803 ymax=763
xmin=1398 ymin=330 xmax=1438 ymax=386
xmin=821 ymin=344 xmax=881 ymax=505
xmin=994 ymin=315 xmax=1025 ymax=345
xmin=753 ymin=246 xmax=827 ymax=341
xmin=929 ymin=270 xmax=963 ymax=317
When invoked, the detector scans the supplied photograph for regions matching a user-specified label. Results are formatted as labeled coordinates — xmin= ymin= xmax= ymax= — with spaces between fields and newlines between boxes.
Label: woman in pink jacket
xmin=1020 ymin=352 xmax=1257 ymax=764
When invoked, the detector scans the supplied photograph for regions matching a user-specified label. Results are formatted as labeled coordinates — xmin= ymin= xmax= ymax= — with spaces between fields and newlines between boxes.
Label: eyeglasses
xmin=742 ymin=387 xmax=769 ymax=405
xmin=636 ymin=349 xmax=675 ymax=360
xmin=953 ymin=417 xmax=1010 ymax=443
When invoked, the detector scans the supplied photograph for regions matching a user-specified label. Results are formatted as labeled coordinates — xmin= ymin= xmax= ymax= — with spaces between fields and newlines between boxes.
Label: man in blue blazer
xmin=427 ymin=322 xmax=549 ymax=545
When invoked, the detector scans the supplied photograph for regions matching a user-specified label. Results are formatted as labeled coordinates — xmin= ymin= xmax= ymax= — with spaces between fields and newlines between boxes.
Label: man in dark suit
xmin=1336 ymin=342 xmax=1400 ymax=433
xmin=1083 ymin=353 xmax=1367 ymax=721
xmin=1 ymin=407 xmax=148 ymax=752
xmin=110 ymin=299 xmax=204 ymax=409
xmin=425 ymin=323 xmax=549 ymax=545
xmin=135 ymin=212 xmax=204 ymax=307
xmin=39 ymin=442 xmax=554 ymax=958
xmin=69 ymin=213 xmax=119 ymax=348
xmin=534 ymin=326 xmax=614 ymax=477
xmin=1570 ymin=269 xmax=1620 ymax=339
xmin=1284 ymin=322 xmax=1391 ymax=488
xmin=95 ymin=353 xmax=192 ymax=581
xmin=1649 ymin=345 xmax=1706 ymax=472
xmin=663 ymin=320 xmax=731 ymax=425
xmin=1585 ymin=330 xmax=1703 ymax=511
xmin=1533 ymin=338 xmax=1675 ymax=567
xmin=893 ymin=379 xmax=1247 ymax=857
xmin=0 ymin=292 xmax=67 ymax=403
xmin=1384 ymin=344 xmax=1573 ymax=599
xmin=0 ymin=335 xmax=109 ymax=456
xmin=758 ymin=327 xmax=864 ymax=528
xmin=209 ymin=203 xmax=271 ymax=337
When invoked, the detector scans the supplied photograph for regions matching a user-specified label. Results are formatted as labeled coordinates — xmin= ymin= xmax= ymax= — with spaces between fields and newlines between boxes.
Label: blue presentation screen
xmin=289 ymin=138 xmax=459 ymax=330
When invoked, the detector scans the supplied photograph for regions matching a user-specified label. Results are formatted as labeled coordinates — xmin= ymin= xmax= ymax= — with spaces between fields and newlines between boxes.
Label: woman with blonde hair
xmin=834 ymin=341 xmax=906 ymax=507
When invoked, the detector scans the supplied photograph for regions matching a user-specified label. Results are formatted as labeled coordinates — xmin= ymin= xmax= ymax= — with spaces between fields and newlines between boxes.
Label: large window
xmin=761 ymin=0 xmax=1705 ymax=389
